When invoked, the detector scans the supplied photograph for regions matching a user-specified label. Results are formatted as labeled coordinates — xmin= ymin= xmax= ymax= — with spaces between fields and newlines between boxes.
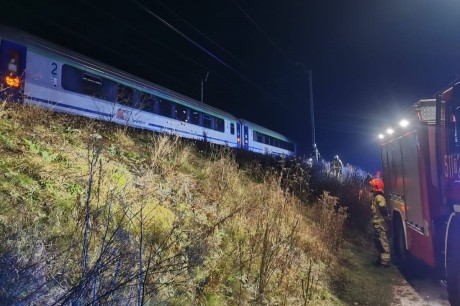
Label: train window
xmin=190 ymin=110 xmax=200 ymax=125
xmin=158 ymin=99 xmax=173 ymax=118
xmin=273 ymin=139 xmax=280 ymax=148
xmin=140 ymin=93 xmax=155 ymax=112
xmin=101 ymin=79 xmax=117 ymax=102
xmin=230 ymin=123 xmax=235 ymax=135
xmin=215 ymin=117 xmax=224 ymax=132
xmin=256 ymin=131 xmax=264 ymax=143
xmin=175 ymin=104 xmax=188 ymax=122
xmin=203 ymin=114 xmax=212 ymax=129
xmin=117 ymin=84 xmax=133 ymax=106
xmin=62 ymin=65 xmax=104 ymax=98
xmin=82 ymin=74 xmax=103 ymax=97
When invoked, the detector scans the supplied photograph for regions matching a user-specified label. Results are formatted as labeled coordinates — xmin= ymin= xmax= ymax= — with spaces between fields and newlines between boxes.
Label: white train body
xmin=0 ymin=27 xmax=296 ymax=157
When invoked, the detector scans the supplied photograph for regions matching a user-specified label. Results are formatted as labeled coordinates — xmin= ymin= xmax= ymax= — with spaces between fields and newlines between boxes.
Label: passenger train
xmin=0 ymin=27 xmax=296 ymax=156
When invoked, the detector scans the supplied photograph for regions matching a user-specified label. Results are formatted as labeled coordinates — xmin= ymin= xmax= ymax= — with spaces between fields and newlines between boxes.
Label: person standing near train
xmin=330 ymin=155 xmax=343 ymax=178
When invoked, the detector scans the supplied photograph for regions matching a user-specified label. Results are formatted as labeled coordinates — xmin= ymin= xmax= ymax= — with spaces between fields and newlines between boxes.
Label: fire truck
xmin=379 ymin=83 xmax=460 ymax=305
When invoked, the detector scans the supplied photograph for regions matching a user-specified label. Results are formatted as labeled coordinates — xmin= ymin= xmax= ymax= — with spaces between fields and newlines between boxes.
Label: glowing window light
xmin=386 ymin=128 xmax=394 ymax=135
xmin=399 ymin=119 xmax=409 ymax=127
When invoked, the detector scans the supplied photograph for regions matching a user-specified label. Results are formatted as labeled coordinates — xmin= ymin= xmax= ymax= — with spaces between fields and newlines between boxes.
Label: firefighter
xmin=330 ymin=155 xmax=343 ymax=178
xmin=369 ymin=174 xmax=391 ymax=266
xmin=312 ymin=143 xmax=321 ymax=162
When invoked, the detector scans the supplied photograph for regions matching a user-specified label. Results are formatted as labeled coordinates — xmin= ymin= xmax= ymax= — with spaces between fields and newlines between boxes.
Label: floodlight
xmin=399 ymin=119 xmax=409 ymax=127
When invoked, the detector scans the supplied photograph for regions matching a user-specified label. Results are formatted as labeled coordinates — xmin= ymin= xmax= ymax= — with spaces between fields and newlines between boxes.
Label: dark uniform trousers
xmin=371 ymin=194 xmax=391 ymax=265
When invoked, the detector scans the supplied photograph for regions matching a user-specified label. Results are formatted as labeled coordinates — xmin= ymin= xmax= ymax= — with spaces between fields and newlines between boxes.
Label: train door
xmin=236 ymin=122 xmax=242 ymax=148
xmin=243 ymin=125 xmax=249 ymax=150
xmin=0 ymin=40 xmax=27 ymax=102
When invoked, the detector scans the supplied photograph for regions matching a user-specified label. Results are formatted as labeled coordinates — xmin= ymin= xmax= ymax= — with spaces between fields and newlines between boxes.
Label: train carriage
xmin=0 ymin=26 xmax=296 ymax=157
xmin=239 ymin=119 xmax=296 ymax=156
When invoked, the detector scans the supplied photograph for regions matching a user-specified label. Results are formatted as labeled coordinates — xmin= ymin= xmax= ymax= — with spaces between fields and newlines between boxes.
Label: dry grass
xmin=0 ymin=103 xmax=364 ymax=305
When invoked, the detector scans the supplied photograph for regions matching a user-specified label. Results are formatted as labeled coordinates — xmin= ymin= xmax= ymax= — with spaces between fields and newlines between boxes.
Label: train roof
xmin=0 ymin=26 xmax=238 ymax=120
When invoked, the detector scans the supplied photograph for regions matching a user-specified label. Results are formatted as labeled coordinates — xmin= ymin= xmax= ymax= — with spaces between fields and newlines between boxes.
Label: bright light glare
xmin=386 ymin=128 xmax=394 ymax=135
xmin=378 ymin=134 xmax=385 ymax=139
xmin=399 ymin=119 xmax=409 ymax=127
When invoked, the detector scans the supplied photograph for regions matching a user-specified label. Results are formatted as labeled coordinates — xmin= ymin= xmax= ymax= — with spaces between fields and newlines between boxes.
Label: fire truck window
xmin=454 ymin=110 xmax=460 ymax=148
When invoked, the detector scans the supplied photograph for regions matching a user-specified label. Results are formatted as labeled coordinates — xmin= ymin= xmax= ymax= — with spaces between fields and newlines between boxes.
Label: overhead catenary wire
xmin=231 ymin=0 xmax=318 ymax=153
xmin=129 ymin=0 xmax=282 ymax=104
xmin=231 ymin=0 xmax=296 ymax=66
xmin=74 ymin=0 xmax=267 ymax=103
xmin=152 ymin=0 xmax=245 ymax=68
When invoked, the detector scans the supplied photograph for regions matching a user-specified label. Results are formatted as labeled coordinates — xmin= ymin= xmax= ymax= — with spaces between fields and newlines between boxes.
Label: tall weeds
xmin=0 ymin=104 xmax=357 ymax=305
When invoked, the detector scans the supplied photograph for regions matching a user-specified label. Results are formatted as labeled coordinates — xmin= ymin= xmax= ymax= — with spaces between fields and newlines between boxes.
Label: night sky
xmin=2 ymin=0 xmax=460 ymax=171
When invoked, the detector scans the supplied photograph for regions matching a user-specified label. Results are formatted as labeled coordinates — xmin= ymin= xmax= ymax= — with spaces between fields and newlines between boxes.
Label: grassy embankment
xmin=0 ymin=102 xmax=398 ymax=305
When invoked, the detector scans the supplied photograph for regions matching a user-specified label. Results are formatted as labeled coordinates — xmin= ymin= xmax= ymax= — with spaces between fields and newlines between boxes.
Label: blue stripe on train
xmin=147 ymin=123 xmax=237 ymax=145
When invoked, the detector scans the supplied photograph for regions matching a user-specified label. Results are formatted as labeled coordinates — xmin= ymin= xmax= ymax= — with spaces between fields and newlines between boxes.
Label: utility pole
xmin=296 ymin=63 xmax=318 ymax=161
xmin=201 ymin=71 xmax=209 ymax=103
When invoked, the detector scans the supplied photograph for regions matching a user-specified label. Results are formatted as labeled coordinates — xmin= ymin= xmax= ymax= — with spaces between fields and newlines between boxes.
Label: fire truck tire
xmin=447 ymin=221 xmax=460 ymax=306
xmin=448 ymin=267 xmax=460 ymax=306
xmin=393 ymin=216 xmax=407 ymax=266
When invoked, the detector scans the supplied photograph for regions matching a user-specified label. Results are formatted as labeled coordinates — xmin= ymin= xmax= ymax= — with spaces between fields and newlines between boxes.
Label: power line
xmin=231 ymin=0 xmax=295 ymax=66
xmin=75 ymin=0 xmax=255 ymax=102
xmin=80 ymin=0 xmax=209 ymax=72
xmin=152 ymin=0 xmax=245 ymax=67
xmin=129 ymin=0 xmax=281 ymax=103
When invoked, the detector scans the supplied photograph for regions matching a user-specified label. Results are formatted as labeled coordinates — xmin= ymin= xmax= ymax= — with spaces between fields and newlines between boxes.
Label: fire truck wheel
xmin=393 ymin=216 xmax=407 ymax=266
xmin=448 ymin=268 xmax=460 ymax=306
xmin=447 ymin=222 xmax=460 ymax=306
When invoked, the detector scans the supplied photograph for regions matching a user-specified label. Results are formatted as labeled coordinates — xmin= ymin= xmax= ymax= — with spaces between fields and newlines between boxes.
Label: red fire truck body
xmin=380 ymin=84 xmax=460 ymax=305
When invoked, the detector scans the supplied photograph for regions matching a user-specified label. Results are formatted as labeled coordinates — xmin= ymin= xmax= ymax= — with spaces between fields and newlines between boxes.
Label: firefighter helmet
xmin=334 ymin=155 xmax=339 ymax=160
xmin=370 ymin=178 xmax=384 ymax=193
